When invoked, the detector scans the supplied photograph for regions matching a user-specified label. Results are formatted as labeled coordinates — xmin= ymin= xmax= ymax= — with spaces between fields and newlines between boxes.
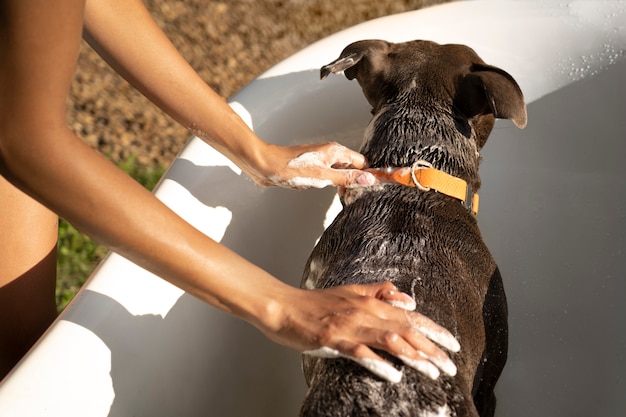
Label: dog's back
xmin=300 ymin=40 xmax=525 ymax=417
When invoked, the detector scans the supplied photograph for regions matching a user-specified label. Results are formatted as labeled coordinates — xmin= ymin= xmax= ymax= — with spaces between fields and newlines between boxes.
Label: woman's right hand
xmin=241 ymin=142 xmax=378 ymax=190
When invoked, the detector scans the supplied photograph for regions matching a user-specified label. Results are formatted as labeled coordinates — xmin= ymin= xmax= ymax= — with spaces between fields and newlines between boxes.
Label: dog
xmin=299 ymin=39 xmax=526 ymax=417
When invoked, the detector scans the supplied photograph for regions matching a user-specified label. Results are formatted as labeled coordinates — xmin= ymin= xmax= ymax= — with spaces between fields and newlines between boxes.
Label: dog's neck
xmin=361 ymin=103 xmax=483 ymax=191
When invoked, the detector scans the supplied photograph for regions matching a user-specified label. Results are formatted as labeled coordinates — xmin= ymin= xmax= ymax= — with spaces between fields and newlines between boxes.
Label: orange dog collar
xmin=366 ymin=162 xmax=480 ymax=216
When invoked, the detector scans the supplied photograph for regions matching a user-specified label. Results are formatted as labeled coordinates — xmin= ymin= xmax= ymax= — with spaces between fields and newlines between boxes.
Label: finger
xmin=372 ymin=282 xmax=418 ymax=311
xmin=360 ymin=320 xmax=457 ymax=379
xmin=325 ymin=302 xmax=453 ymax=380
xmin=288 ymin=143 xmax=365 ymax=170
xmin=345 ymin=282 xmax=461 ymax=354
xmin=324 ymin=142 xmax=367 ymax=170
xmin=331 ymin=168 xmax=378 ymax=188
xmin=397 ymin=354 xmax=441 ymax=380
xmin=383 ymin=297 xmax=457 ymax=375
xmin=313 ymin=143 xmax=374 ymax=187
xmin=347 ymin=324 xmax=450 ymax=380
xmin=303 ymin=344 xmax=403 ymax=383
xmin=274 ymin=175 xmax=335 ymax=189
xmin=350 ymin=283 xmax=459 ymax=375
xmin=346 ymin=281 xmax=401 ymax=298
xmin=276 ymin=143 xmax=376 ymax=188
xmin=404 ymin=310 xmax=461 ymax=354
xmin=400 ymin=325 xmax=458 ymax=377
xmin=369 ymin=282 xmax=460 ymax=352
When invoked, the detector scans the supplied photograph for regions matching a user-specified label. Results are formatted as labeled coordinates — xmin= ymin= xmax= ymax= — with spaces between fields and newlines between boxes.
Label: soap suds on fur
xmin=303 ymin=347 xmax=403 ymax=383
xmin=398 ymin=355 xmax=440 ymax=380
xmin=421 ymin=404 xmax=452 ymax=417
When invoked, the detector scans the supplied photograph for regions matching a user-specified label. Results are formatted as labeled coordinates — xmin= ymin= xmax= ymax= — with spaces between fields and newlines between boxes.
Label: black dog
xmin=299 ymin=39 xmax=526 ymax=417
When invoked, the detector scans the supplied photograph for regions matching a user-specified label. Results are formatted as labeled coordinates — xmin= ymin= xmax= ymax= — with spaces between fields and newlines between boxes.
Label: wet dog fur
xmin=299 ymin=39 xmax=526 ymax=417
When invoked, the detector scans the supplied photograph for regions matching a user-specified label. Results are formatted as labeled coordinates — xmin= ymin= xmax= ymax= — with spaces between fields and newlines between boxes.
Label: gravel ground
xmin=67 ymin=0 xmax=450 ymax=167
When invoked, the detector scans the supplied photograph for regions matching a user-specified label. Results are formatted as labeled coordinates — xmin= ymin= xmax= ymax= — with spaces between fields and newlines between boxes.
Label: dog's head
xmin=321 ymin=39 xmax=526 ymax=151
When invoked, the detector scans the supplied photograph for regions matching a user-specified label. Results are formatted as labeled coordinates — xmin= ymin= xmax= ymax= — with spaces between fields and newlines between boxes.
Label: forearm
xmin=82 ymin=0 xmax=269 ymax=176
xmin=82 ymin=0 xmax=377 ymax=188
xmin=0 ymin=0 xmax=284 ymax=332
xmin=0 ymin=121 xmax=285 ymax=328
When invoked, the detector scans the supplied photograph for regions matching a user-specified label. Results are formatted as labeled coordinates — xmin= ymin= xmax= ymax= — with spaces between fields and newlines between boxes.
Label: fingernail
xmin=356 ymin=172 xmax=376 ymax=186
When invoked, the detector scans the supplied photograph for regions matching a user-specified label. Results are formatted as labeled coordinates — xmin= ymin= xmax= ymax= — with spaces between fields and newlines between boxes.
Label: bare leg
xmin=0 ymin=176 xmax=58 ymax=380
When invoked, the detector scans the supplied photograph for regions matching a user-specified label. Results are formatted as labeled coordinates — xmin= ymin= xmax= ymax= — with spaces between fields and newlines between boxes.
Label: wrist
xmin=238 ymin=137 xmax=276 ymax=184
xmin=234 ymin=137 xmax=284 ymax=187
xmin=232 ymin=275 xmax=293 ymax=335
xmin=194 ymin=109 xmax=275 ymax=185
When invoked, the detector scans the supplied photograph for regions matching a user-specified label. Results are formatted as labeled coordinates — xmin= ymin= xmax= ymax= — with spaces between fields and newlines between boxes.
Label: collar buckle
xmin=463 ymin=185 xmax=478 ymax=216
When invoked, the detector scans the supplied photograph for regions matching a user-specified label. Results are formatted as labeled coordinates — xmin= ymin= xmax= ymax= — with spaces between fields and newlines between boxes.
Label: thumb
xmin=332 ymin=169 xmax=378 ymax=188
xmin=326 ymin=142 xmax=367 ymax=170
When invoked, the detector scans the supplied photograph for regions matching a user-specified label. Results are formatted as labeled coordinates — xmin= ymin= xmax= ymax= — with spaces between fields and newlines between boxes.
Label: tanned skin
xmin=0 ymin=0 xmax=458 ymax=381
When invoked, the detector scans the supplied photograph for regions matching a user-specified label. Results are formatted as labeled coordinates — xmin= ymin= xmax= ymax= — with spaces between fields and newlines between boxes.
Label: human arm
xmin=81 ymin=0 xmax=376 ymax=188
xmin=0 ymin=0 xmax=456 ymax=381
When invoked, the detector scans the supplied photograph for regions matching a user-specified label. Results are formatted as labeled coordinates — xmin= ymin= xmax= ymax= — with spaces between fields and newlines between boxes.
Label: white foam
xmin=398 ymin=355 xmax=440 ymax=380
xmin=283 ymin=177 xmax=334 ymax=189
xmin=386 ymin=298 xmax=417 ymax=311
xmin=269 ymin=150 xmax=342 ymax=188
xmin=406 ymin=311 xmax=461 ymax=354
xmin=417 ymin=351 xmax=457 ymax=377
xmin=303 ymin=347 xmax=403 ymax=383
xmin=286 ymin=151 xmax=326 ymax=169
xmin=420 ymin=404 xmax=452 ymax=417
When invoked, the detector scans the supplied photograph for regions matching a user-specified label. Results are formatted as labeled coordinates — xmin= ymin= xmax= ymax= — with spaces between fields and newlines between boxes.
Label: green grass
xmin=55 ymin=156 xmax=166 ymax=312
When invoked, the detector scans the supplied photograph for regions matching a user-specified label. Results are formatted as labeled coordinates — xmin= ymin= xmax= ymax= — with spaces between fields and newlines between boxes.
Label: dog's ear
xmin=320 ymin=52 xmax=364 ymax=80
xmin=320 ymin=40 xmax=390 ymax=81
xmin=455 ymin=64 xmax=527 ymax=129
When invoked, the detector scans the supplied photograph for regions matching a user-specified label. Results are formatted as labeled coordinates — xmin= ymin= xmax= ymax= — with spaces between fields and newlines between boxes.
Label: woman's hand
xmin=247 ymin=142 xmax=379 ymax=189
xmin=255 ymin=281 xmax=460 ymax=383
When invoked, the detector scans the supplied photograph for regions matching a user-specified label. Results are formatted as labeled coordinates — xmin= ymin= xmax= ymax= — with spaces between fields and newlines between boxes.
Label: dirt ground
xmin=67 ymin=0 xmax=450 ymax=167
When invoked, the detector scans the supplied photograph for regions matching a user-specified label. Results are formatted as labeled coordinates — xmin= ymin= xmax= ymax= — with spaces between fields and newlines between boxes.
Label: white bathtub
xmin=1 ymin=1 xmax=624 ymax=416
